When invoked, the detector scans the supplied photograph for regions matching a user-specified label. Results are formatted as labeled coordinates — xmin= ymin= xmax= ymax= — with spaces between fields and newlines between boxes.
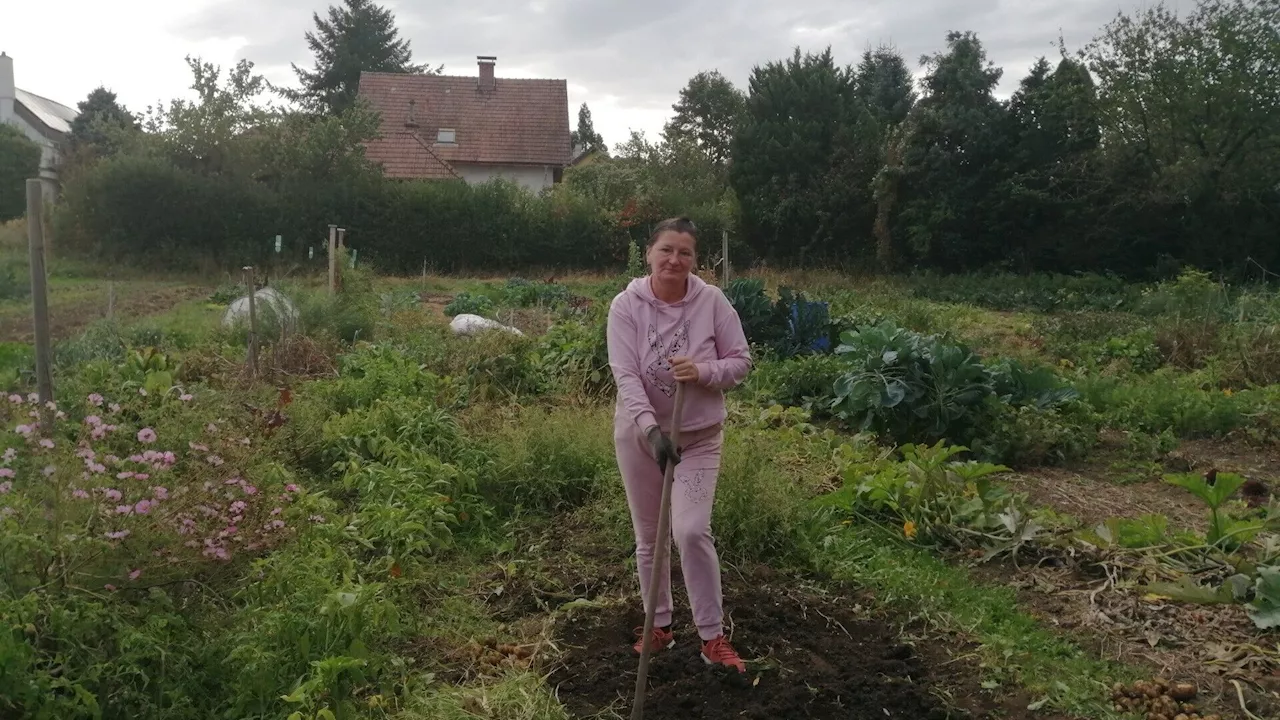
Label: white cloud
xmin=3 ymin=0 xmax=1198 ymax=148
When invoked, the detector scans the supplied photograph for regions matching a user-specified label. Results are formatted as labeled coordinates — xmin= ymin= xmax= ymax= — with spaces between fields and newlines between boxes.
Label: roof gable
xmin=358 ymin=71 xmax=570 ymax=170
xmin=15 ymin=88 xmax=77 ymax=136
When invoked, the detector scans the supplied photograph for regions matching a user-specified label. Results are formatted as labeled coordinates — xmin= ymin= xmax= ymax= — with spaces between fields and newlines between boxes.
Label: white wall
xmin=454 ymin=163 xmax=554 ymax=192
xmin=0 ymin=54 xmax=59 ymax=201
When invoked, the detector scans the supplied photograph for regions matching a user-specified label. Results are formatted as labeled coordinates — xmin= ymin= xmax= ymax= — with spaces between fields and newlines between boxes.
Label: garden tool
xmin=630 ymin=380 xmax=686 ymax=720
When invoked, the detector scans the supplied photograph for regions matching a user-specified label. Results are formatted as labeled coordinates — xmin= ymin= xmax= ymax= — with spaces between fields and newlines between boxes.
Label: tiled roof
xmin=362 ymin=131 xmax=462 ymax=180
xmin=358 ymin=71 xmax=570 ymax=175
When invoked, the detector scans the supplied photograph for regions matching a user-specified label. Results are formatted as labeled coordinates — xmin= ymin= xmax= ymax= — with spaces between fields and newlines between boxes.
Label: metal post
xmin=26 ymin=180 xmax=53 ymax=423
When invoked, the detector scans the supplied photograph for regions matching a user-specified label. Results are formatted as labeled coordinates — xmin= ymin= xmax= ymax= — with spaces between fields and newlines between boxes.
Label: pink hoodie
xmin=607 ymin=274 xmax=752 ymax=434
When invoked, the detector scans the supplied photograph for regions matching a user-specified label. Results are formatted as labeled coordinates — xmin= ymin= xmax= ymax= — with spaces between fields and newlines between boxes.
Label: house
xmin=0 ymin=52 xmax=78 ymax=201
xmin=358 ymin=56 xmax=571 ymax=192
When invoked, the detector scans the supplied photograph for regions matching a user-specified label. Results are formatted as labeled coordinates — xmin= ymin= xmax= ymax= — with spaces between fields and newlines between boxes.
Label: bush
xmin=444 ymin=291 xmax=494 ymax=318
xmin=723 ymin=278 xmax=834 ymax=359
xmin=971 ymin=401 xmax=1098 ymax=467
xmin=744 ymin=354 xmax=846 ymax=416
xmin=0 ymin=257 xmax=30 ymax=300
xmin=499 ymin=277 xmax=570 ymax=308
xmin=909 ymin=271 xmax=1141 ymax=312
xmin=535 ymin=315 xmax=612 ymax=398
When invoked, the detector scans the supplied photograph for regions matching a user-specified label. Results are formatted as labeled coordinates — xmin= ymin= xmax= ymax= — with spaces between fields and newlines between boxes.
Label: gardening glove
xmin=644 ymin=425 xmax=681 ymax=474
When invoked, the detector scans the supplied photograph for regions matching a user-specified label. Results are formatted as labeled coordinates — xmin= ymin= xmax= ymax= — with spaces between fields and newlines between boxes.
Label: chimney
xmin=0 ymin=52 xmax=14 ymax=125
xmin=405 ymin=98 xmax=419 ymax=129
xmin=477 ymin=55 xmax=496 ymax=91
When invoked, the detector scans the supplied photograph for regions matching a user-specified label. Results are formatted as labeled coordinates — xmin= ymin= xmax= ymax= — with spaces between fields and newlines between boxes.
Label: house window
xmin=437 ymin=128 xmax=456 ymax=144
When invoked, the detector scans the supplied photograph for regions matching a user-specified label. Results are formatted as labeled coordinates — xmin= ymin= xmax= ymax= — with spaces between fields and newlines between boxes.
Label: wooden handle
xmin=631 ymin=381 xmax=686 ymax=720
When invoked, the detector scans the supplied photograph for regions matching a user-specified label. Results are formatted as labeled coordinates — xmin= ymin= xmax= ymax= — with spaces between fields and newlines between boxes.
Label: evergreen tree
xmin=284 ymin=0 xmax=437 ymax=114
xmin=570 ymin=103 xmax=606 ymax=154
xmin=69 ymin=87 xmax=139 ymax=156
xmin=896 ymin=31 xmax=1012 ymax=269
xmin=854 ymin=46 xmax=917 ymax=128
xmin=731 ymin=47 xmax=863 ymax=263
xmin=662 ymin=70 xmax=746 ymax=164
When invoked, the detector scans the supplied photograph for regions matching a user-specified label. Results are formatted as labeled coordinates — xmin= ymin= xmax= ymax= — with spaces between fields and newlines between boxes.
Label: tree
xmin=284 ymin=0 xmax=437 ymax=114
xmin=895 ymin=31 xmax=1012 ymax=269
xmin=143 ymin=56 xmax=271 ymax=176
xmin=1084 ymin=0 xmax=1280 ymax=273
xmin=69 ymin=87 xmax=139 ymax=157
xmin=731 ymin=47 xmax=866 ymax=263
xmin=570 ymin=103 xmax=606 ymax=154
xmin=854 ymin=46 xmax=917 ymax=128
xmin=0 ymin=124 xmax=41 ymax=222
xmin=663 ymin=70 xmax=746 ymax=164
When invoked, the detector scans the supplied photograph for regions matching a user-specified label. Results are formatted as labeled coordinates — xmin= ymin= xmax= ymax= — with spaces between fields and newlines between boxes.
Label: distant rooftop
xmin=16 ymin=88 xmax=76 ymax=134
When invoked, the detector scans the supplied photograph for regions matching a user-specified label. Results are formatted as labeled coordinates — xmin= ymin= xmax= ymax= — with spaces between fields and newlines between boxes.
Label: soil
xmin=971 ymin=558 xmax=1280 ymax=720
xmin=550 ymin=567 xmax=952 ymax=720
xmin=0 ymin=284 xmax=211 ymax=343
xmin=1005 ymin=437 xmax=1278 ymax=534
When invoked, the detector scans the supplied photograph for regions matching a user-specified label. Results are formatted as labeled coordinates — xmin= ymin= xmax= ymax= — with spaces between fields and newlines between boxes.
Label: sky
xmin=1 ymin=0 xmax=1193 ymax=151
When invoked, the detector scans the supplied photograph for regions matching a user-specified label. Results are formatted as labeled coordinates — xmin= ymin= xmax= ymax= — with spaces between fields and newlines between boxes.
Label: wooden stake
xmin=244 ymin=266 xmax=258 ymax=378
xmin=721 ymin=229 xmax=731 ymax=284
xmin=327 ymin=224 xmax=337 ymax=296
xmin=26 ymin=179 xmax=53 ymax=422
xmin=631 ymin=382 xmax=686 ymax=720
xmin=107 ymin=281 xmax=115 ymax=320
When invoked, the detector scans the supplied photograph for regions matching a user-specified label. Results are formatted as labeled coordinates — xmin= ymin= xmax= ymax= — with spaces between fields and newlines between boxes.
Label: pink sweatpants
xmin=616 ymin=421 xmax=724 ymax=641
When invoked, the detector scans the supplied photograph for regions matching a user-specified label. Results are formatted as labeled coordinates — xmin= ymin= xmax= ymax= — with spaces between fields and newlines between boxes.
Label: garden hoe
xmin=630 ymin=381 xmax=686 ymax=720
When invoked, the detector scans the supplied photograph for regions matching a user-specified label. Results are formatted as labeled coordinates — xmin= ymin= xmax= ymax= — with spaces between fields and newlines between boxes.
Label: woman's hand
xmin=669 ymin=356 xmax=699 ymax=384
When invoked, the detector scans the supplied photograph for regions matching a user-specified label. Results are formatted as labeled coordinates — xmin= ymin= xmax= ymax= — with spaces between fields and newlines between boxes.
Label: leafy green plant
xmin=831 ymin=322 xmax=992 ymax=444
xmin=445 ymin=291 xmax=494 ymax=318
xmin=535 ymin=316 xmax=612 ymax=397
xmin=500 ymin=278 xmax=570 ymax=308
xmin=0 ymin=258 xmax=30 ymax=300
xmin=1164 ymin=471 xmax=1249 ymax=547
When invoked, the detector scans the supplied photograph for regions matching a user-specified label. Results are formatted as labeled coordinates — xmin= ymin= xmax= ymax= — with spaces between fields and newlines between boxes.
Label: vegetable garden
xmin=2 ymin=247 xmax=1279 ymax=719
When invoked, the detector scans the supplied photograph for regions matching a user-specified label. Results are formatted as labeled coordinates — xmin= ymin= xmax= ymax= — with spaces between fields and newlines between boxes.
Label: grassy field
xmin=1 ymin=246 xmax=1278 ymax=719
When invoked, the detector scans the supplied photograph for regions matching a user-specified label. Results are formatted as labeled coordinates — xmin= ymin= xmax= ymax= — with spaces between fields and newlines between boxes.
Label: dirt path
xmin=0 ymin=284 xmax=211 ymax=343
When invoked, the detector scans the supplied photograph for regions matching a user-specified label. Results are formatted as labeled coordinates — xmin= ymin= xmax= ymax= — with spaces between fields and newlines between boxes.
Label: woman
xmin=606 ymin=216 xmax=752 ymax=672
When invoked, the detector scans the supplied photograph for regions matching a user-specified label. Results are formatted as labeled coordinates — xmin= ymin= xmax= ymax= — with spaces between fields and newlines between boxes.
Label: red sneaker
xmin=701 ymin=635 xmax=746 ymax=672
xmin=632 ymin=625 xmax=674 ymax=655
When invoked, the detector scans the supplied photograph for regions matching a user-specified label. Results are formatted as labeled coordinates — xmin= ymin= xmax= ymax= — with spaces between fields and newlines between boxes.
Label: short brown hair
xmin=647 ymin=216 xmax=698 ymax=248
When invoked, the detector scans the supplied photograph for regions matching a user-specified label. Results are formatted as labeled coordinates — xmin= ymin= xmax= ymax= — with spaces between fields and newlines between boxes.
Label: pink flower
xmin=270 ymin=519 xmax=286 ymax=530
xmin=240 ymin=438 xmax=251 ymax=446
xmin=162 ymin=451 xmax=176 ymax=465
xmin=2 ymin=448 xmax=14 ymax=462
xmin=104 ymin=454 xmax=119 ymax=464
xmin=230 ymin=500 xmax=247 ymax=513
xmin=41 ymin=466 xmax=54 ymax=477
xmin=87 ymin=393 xmax=104 ymax=407
xmin=72 ymin=489 xmax=89 ymax=499
xmin=85 ymin=415 xmax=102 ymax=426
xmin=137 ymin=428 xmax=157 ymax=444
xmin=26 ymin=393 xmax=37 ymax=403
xmin=115 ymin=504 xmax=133 ymax=515
xmin=180 ymin=393 xmax=193 ymax=402
xmin=89 ymin=463 xmax=106 ymax=474
xmin=310 ymin=515 xmax=325 ymax=523
xmin=129 ymin=569 xmax=141 ymax=580
xmin=135 ymin=499 xmax=153 ymax=515
xmin=224 ymin=478 xmax=240 ymax=485
xmin=38 ymin=439 xmax=54 ymax=449
xmin=44 ymin=401 xmax=56 ymax=412
xmin=116 ymin=471 xmax=135 ymax=480
xmin=153 ymin=486 xmax=167 ymax=500
xmin=15 ymin=425 xmax=33 ymax=437
xmin=206 ymin=455 xmax=224 ymax=467
xmin=109 ymin=403 xmax=121 ymax=413
xmin=285 ymin=484 xmax=300 ymax=493
xmin=271 ymin=507 xmax=282 ymax=515
xmin=0 ymin=468 xmax=13 ymax=479
xmin=55 ymin=411 xmax=65 ymax=420
xmin=242 ymin=485 xmax=257 ymax=496
xmin=0 ymin=481 xmax=11 ymax=494
xmin=103 ymin=488 xmax=122 ymax=501
xmin=206 ymin=423 xmax=219 ymax=433
xmin=135 ymin=473 xmax=150 ymax=481
xmin=104 ymin=584 xmax=117 ymax=591
xmin=90 ymin=427 xmax=107 ymax=440
xmin=105 ymin=530 xmax=130 ymax=540
xmin=189 ymin=442 xmax=208 ymax=452
xmin=128 ymin=454 xmax=144 ymax=463
xmin=7 ymin=394 xmax=22 ymax=404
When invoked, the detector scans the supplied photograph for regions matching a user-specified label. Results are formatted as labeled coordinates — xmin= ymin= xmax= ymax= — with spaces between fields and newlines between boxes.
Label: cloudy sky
xmin=2 ymin=0 xmax=1191 ymax=149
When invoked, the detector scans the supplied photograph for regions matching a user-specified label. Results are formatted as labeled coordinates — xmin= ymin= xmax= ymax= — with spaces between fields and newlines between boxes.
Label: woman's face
xmin=647 ymin=231 xmax=696 ymax=282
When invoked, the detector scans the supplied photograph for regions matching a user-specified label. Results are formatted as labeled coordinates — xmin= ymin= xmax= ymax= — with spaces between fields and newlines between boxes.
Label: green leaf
xmin=1142 ymin=575 xmax=1233 ymax=605
xmin=317 ymin=710 xmax=337 ymax=720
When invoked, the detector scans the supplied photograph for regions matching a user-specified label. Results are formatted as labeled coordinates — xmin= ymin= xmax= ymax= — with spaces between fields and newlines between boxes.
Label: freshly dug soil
xmin=550 ymin=566 xmax=950 ymax=720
